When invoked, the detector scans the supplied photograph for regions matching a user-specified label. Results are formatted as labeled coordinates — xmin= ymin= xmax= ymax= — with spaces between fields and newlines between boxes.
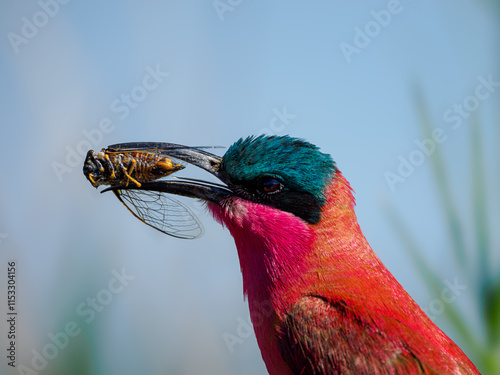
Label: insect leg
xmin=88 ymin=174 xmax=98 ymax=187
xmin=104 ymin=153 xmax=116 ymax=179
xmin=124 ymin=159 xmax=142 ymax=187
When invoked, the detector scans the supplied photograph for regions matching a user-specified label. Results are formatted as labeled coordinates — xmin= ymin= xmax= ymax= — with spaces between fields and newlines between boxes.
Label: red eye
xmin=261 ymin=177 xmax=282 ymax=193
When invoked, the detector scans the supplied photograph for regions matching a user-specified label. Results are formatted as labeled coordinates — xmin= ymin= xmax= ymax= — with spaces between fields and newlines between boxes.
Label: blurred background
xmin=0 ymin=1 xmax=498 ymax=374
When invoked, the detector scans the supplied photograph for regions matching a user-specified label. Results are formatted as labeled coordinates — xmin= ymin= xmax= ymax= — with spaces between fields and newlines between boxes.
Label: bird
xmin=108 ymin=135 xmax=480 ymax=374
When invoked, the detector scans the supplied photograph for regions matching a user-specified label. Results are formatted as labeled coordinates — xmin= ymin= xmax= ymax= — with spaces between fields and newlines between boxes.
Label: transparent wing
xmin=112 ymin=188 xmax=204 ymax=239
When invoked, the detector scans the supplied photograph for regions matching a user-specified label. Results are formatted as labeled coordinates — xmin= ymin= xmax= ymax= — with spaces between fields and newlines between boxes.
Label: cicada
xmin=83 ymin=143 xmax=212 ymax=239
xmin=83 ymin=147 xmax=185 ymax=188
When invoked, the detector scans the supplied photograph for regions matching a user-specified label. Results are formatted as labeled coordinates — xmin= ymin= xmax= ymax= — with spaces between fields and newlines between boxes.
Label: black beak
xmin=101 ymin=142 xmax=233 ymax=203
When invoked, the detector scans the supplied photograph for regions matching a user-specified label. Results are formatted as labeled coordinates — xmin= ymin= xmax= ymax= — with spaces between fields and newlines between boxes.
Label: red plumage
xmin=209 ymin=170 xmax=479 ymax=375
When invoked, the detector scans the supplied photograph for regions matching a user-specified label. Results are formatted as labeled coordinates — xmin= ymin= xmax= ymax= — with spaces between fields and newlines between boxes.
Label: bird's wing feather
xmin=277 ymin=295 xmax=439 ymax=375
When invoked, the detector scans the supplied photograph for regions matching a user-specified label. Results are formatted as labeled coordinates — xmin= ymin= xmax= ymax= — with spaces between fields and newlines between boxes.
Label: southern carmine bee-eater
xmin=99 ymin=135 xmax=479 ymax=374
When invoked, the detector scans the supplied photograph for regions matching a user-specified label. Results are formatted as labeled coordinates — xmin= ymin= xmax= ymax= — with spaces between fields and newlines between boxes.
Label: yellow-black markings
xmin=83 ymin=148 xmax=184 ymax=188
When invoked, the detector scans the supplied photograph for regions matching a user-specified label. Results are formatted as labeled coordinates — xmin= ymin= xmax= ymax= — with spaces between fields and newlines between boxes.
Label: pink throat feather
xmin=207 ymin=193 xmax=315 ymax=306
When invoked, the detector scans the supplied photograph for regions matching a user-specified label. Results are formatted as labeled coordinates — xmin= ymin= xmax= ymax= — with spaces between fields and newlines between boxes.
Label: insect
xmin=83 ymin=144 xmax=209 ymax=239
xmin=83 ymin=147 xmax=185 ymax=188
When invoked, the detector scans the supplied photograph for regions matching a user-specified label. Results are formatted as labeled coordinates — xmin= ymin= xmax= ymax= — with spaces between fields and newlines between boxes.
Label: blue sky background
xmin=0 ymin=1 xmax=498 ymax=374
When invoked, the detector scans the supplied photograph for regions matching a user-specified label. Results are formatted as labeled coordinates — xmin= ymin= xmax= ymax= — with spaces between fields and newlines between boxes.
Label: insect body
xmin=83 ymin=148 xmax=184 ymax=188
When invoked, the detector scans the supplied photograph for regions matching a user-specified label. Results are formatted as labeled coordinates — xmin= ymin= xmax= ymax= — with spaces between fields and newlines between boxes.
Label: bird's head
xmin=218 ymin=135 xmax=336 ymax=224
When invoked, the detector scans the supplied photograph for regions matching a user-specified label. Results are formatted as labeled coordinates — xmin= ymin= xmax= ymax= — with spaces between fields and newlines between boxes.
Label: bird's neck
xmin=208 ymin=170 xmax=385 ymax=311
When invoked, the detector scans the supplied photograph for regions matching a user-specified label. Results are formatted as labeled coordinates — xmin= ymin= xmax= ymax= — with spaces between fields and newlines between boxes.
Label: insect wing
xmin=107 ymin=142 xmax=189 ymax=152
xmin=107 ymin=142 xmax=223 ymax=152
xmin=106 ymin=143 xmax=223 ymax=161
xmin=112 ymin=188 xmax=204 ymax=239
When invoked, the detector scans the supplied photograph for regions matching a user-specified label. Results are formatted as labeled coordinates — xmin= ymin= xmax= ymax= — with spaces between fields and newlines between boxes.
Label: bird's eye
xmin=260 ymin=177 xmax=283 ymax=194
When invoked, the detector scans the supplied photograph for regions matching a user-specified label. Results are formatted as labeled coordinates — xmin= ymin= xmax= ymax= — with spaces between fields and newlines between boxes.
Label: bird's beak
xmin=101 ymin=142 xmax=233 ymax=203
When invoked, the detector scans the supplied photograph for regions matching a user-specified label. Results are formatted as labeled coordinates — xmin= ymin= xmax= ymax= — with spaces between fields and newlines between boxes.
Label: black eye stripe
xmin=226 ymin=176 xmax=321 ymax=224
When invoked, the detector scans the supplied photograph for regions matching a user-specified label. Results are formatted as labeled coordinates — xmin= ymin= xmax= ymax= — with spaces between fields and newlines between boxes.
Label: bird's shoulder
xmin=277 ymin=295 xmax=440 ymax=375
